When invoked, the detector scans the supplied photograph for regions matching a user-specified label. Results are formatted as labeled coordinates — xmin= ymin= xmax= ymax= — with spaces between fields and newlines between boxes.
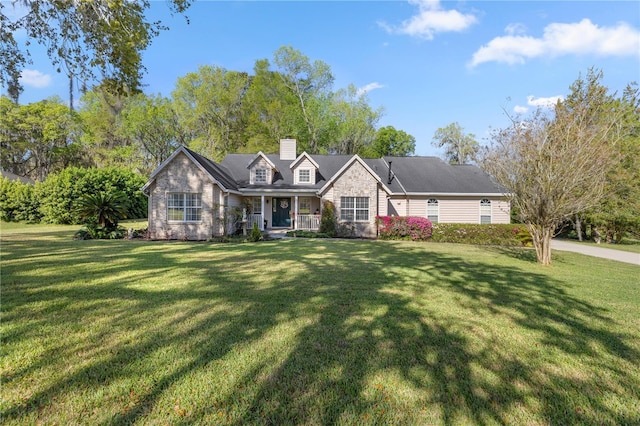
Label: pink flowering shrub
xmin=376 ymin=216 xmax=433 ymax=241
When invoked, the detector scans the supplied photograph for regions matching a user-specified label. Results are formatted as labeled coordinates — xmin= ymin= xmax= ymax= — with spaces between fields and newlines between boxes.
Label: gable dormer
xmin=247 ymin=152 xmax=277 ymax=185
xmin=290 ymin=152 xmax=319 ymax=185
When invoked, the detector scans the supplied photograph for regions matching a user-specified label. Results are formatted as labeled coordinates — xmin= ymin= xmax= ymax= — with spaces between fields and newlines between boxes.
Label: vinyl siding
xmin=492 ymin=199 xmax=511 ymax=224
xmin=292 ymin=158 xmax=316 ymax=184
xmin=439 ymin=198 xmax=480 ymax=223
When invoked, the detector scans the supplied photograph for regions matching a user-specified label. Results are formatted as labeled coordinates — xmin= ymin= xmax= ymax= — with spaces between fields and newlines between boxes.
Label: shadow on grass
xmin=1 ymin=234 xmax=638 ymax=425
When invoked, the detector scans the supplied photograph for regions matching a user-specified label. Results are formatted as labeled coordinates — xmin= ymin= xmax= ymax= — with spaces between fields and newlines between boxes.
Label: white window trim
xmin=254 ymin=168 xmax=268 ymax=184
xmin=296 ymin=168 xmax=313 ymax=184
xmin=480 ymin=198 xmax=491 ymax=224
xmin=167 ymin=192 xmax=202 ymax=222
xmin=427 ymin=198 xmax=439 ymax=223
xmin=340 ymin=196 xmax=369 ymax=222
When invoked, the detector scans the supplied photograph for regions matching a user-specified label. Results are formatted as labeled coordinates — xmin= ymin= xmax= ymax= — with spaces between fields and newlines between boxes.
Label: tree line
xmin=1 ymin=46 xmax=416 ymax=181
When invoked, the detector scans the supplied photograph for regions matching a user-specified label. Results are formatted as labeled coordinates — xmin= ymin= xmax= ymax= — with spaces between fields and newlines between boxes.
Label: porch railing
xmin=296 ymin=214 xmax=320 ymax=231
xmin=248 ymin=213 xmax=264 ymax=230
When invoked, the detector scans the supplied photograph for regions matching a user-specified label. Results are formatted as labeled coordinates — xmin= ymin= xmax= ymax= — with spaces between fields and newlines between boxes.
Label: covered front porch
xmin=244 ymin=194 xmax=321 ymax=231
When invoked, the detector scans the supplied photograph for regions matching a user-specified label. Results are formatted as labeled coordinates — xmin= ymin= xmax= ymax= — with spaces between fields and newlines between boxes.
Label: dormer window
xmin=255 ymin=168 xmax=267 ymax=184
xmin=290 ymin=152 xmax=318 ymax=185
xmin=298 ymin=169 xmax=311 ymax=183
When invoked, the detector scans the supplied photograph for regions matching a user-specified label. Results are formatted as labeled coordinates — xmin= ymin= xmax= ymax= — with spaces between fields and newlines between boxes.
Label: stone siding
xmin=148 ymin=152 xmax=216 ymax=240
xmin=323 ymin=160 xmax=379 ymax=237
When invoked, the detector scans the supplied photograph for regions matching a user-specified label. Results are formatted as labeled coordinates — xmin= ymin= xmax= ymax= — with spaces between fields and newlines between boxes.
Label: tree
xmin=241 ymin=59 xmax=299 ymax=154
xmin=361 ymin=125 xmax=415 ymax=158
xmin=432 ymin=122 xmax=479 ymax=164
xmin=480 ymin=69 xmax=628 ymax=265
xmin=329 ymin=85 xmax=382 ymax=155
xmin=0 ymin=96 xmax=81 ymax=181
xmin=119 ymin=93 xmax=184 ymax=175
xmin=272 ymin=46 xmax=335 ymax=153
xmin=172 ymin=65 xmax=251 ymax=160
xmin=78 ymin=86 xmax=131 ymax=168
xmin=582 ymin=83 xmax=640 ymax=243
xmin=1 ymin=1 xmax=192 ymax=98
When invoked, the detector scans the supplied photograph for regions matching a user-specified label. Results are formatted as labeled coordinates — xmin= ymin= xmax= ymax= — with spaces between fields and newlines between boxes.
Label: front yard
xmin=1 ymin=225 xmax=638 ymax=424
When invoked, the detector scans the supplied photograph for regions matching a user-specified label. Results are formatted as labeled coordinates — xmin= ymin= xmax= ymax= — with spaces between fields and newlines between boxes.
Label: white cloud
xmin=379 ymin=0 xmax=477 ymax=40
xmin=505 ymin=23 xmax=527 ymax=36
xmin=527 ymin=95 xmax=563 ymax=108
xmin=470 ymin=18 xmax=640 ymax=67
xmin=513 ymin=95 xmax=564 ymax=114
xmin=19 ymin=69 xmax=52 ymax=88
xmin=357 ymin=82 xmax=385 ymax=96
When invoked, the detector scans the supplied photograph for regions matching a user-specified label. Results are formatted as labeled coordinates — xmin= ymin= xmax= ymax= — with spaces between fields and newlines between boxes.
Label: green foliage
xmin=1 ymin=1 xmax=193 ymax=96
xmin=430 ymin=223 xmax=527 ymax=246
xmin=36 ymin=167 xmax=147 ymax=224
xmin=286 ymin=230 xmax=332 ymax=238
xmin=318 ymin=200 xmax=337 ymax=237
xmin=119 ymin=93 xmax=184 ymax=175
xmin=249 ymin=221 xmax=263 ymax=242
xmin=74 ymin=224 xmax=126 ymax=240
xmin=0 ymin=177 xmax=41 ymax=223
xmin=361 ymin=126 xmax=416 ymax=158
xmin=0 ymin=96 xmax=83 ymax=181
xmin=74 ymin=191 xmax=129 ymax=230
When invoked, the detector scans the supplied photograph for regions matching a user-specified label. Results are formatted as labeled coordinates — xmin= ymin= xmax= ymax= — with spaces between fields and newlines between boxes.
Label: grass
xmin=1 ymin=224 xmax=639 ymax=425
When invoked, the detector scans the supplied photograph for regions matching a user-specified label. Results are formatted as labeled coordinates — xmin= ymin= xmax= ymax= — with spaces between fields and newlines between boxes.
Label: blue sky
xmin=8 ymin=0 xmax=640 ymax=157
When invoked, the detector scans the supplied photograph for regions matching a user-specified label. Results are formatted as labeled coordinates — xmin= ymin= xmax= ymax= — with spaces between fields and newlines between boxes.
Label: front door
xmin=272 ymin=198 xmax=291 ymax=227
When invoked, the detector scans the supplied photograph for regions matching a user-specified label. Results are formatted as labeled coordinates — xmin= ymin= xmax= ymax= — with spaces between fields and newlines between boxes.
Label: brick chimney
xmin=280 ymin=138 xmax=297 ymax=160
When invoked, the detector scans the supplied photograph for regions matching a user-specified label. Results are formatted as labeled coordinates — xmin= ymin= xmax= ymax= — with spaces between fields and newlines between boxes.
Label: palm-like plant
xmin=75 ymin=191 xmax=129 ymax=231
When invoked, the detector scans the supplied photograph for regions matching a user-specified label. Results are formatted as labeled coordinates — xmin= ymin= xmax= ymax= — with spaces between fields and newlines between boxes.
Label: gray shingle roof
xmin=382 ymin=156 xmax=504 ymax=194
xmin=220 ymin=153 xmax=356 ymax=190
xmin=154 ymin=147 xmax=504 ymax=196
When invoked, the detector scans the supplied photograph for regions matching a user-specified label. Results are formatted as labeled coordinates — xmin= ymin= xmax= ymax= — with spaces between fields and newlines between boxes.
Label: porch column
xmin=294 ymin=195 xmax=299 ymax=230
xmin=261 ymin=195 xmax=265 ymax=230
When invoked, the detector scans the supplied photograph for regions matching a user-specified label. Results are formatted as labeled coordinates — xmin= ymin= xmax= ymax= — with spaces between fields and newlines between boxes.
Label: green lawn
xmin=1 ymin=225 xmax=639 ymax=425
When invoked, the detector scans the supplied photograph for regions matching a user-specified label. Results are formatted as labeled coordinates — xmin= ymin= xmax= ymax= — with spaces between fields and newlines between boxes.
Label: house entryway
xmin=272 ymin=197 xmax=291 ymax=227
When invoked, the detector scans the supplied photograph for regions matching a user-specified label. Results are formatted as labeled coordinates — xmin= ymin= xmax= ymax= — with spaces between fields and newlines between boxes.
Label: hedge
xmin=430 ymin=223 xmax=530 ymax=246
xmin=0 ymin=167 xmax=147 ymax=225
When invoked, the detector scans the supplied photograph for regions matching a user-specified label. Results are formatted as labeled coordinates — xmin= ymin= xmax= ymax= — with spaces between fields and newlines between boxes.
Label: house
xmin=142 ymin=139 xmax=510 ymax=240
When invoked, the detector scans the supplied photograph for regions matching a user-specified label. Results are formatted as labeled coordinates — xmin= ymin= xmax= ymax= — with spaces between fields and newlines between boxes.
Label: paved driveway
xmin=551 ymin=240 xmax=640 ymax=266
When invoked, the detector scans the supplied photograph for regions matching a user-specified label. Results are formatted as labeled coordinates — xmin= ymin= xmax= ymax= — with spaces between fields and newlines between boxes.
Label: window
xmin=168 ymin=193 xmax=202 ymax=222
xmin=252 ymin=197 xmax=262 ymax=215
xmin=480 ymin=199 xmax=491 ymax=224
xmin=341 ymin=197 xmax=369 ymax=222
xmin=427 ymin=199 xmax=439 ymax=223
xmin=298 ymin=169 xmax=311 ymax=183
xmin=299 ymin=197 xmax=311 ymax=214
xmin=254 ymin=168 xmax=267 ymax=184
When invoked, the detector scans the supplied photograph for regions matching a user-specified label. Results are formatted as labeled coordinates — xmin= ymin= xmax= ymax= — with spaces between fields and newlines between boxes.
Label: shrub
xmin=319 ymin=200 xmax=337 ymax=237
xmin=37 ymin=167 xmax=147 ymax=224
xmin=0 ymin=177 xmax=41 ymax=223
xmin=376 ymin=216 xmax=433 ymax=241
xmin=286 ymin=230 xmax=331 ymax=238
xmin=430 ymin=223 xmax=527 ymax=246
xmin=74 ymin=224 xmax=126 ymax=240
xmin=249 ymin=222 xmax=263 ymax=242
